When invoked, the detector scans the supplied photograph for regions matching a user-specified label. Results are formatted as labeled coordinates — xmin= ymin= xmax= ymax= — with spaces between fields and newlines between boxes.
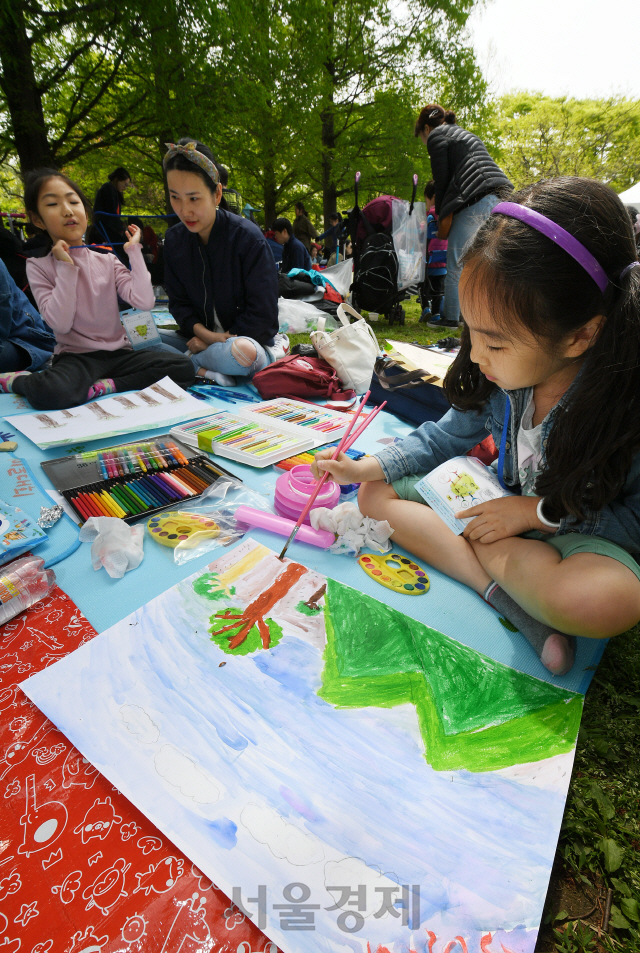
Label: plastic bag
xmin=277 ymin=297 xmax=323 ymax=334
xmin=391 ymin=198 xmax=427 ymax=290
xmin=322 ymin=258 xmax=353 ymax=297
xmin=145 ymin=475 xmax=273 ymax=564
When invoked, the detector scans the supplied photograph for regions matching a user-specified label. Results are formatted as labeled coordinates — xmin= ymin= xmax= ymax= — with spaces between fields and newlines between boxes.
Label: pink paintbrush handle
xmin=344 ymin=400 xmax=386 ymax=450
xmin=292 ymin=390 xmax=371 ymax=529
xmin=332 ymin=389 xmax=370 ymax=459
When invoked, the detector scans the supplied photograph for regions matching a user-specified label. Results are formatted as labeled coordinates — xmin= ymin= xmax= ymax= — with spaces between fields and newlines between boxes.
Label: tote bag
xmin=310 ymin=303 xmax=380 ymax=394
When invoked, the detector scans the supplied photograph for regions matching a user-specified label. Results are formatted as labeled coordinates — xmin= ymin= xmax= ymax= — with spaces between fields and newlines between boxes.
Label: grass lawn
xmin=289 ymin=296 xmax=640 ymax=952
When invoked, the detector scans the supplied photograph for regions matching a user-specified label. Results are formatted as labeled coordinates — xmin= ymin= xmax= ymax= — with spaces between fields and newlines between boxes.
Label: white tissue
xmin=79 ymin=516 xmax=145 ymax=578
xmin=310 ymin=502 xmax=393 ymax=556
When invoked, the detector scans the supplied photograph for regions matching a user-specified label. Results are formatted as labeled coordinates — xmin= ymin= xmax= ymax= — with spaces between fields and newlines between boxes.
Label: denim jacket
xmin=0 ymin=259 xmax=55 ymax=370
xmin=375 ymin=383 xmax=640 ymax=555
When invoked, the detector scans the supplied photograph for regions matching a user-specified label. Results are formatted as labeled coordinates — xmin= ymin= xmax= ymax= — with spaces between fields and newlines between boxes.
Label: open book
xmin=414 ymin=455 xmax=514 ymax=535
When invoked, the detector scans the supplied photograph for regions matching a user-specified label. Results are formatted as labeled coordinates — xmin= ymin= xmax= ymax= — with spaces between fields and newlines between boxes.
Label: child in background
xmin=419 ymin=180 xmax=449 ymax=327
xmin=313 ymin=177 xmax=640 ymax=676
xmin=0 ymin=170 xmax=193 ymax=410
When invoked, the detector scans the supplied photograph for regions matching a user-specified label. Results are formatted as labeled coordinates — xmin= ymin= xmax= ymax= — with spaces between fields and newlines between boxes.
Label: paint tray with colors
xmin=41 ymin=434 xmax=240 ymax=525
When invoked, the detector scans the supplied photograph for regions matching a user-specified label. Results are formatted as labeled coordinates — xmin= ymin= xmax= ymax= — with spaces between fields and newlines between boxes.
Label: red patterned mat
xmin=0 ymin=585 xmax=279 ymax=953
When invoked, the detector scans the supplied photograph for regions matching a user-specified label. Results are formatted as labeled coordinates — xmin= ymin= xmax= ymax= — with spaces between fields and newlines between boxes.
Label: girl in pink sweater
xmin=0 ymin=170 xmax=193 ymax=409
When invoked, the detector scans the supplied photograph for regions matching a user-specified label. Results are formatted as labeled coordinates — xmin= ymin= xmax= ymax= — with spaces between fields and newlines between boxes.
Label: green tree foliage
xmin=0 ymin=0 xmax=152 ymax=172
xmin=495 ymin=92 xmax=640 ymax=192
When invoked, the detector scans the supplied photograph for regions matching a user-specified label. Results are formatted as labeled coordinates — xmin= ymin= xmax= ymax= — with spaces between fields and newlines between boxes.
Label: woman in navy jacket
xmin=163 ymin=138 xmax=279 ymax=385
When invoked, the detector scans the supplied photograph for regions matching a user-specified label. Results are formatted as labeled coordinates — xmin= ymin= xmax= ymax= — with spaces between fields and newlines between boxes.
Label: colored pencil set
xmin=63 ymin=455 xmax=223 ymax=524
xmin=170 ymin=400 xmax=353 ymax=468
xmin=250 ymin=399 xmax=349 ymax=437
xmin=76 ymin=439 xmax=189 ymax=480
xmin=171 ymin=411 xmax=312 ymax=468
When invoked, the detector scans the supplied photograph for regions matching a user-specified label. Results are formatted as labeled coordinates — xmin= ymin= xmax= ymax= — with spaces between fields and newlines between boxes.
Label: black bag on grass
xmin=352 ymin=233 xmax=398 ymax=312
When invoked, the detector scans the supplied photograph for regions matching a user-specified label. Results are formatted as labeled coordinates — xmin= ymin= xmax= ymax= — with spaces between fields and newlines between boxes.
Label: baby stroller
xmin=346 ymin=172 xmax=420 ymax=326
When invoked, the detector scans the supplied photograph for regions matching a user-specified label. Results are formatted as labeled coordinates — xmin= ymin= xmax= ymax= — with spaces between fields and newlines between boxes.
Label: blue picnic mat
xmin=0 ymin=386 xmax=606 ymax=694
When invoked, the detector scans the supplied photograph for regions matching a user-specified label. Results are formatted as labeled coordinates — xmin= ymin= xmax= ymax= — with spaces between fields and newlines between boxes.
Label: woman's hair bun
xmin=444 ymin=110 xmax=457 ymax=124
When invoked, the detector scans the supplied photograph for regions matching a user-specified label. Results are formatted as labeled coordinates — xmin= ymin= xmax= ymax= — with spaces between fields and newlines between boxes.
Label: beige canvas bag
xmin=310 ymin=303 xmax=380 ymax=394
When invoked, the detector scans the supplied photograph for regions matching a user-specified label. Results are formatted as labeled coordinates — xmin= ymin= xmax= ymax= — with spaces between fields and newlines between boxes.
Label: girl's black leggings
xmin=12 ymin=347 xmax=195 ymax=410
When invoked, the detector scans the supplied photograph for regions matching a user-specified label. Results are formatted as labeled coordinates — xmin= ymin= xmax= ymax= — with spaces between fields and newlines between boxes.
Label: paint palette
xmin=147 ymin=512 xmax=220 ymax=549
xmin=358 ymin=553 xmax=429 ymax=594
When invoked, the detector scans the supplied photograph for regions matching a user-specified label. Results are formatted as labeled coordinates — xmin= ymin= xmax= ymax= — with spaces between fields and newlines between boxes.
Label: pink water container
xmin=274 ymin=465 xmax=340 ymax=524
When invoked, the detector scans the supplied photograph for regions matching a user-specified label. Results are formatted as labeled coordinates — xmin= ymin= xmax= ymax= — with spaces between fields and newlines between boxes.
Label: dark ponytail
xmin=444 ymin=176 xmax=640 ymax=522
xmin=414 ymin=103 xmax=456 ymax=136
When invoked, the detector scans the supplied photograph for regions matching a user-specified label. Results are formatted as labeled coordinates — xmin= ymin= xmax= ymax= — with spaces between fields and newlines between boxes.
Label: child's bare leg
xmin=468 ymin=535 xmax=640 ymax=639
xmin=359 ymin=480 xmax=578 ymax=675
xmin=358 ymin=481 xmax=491 ymax=592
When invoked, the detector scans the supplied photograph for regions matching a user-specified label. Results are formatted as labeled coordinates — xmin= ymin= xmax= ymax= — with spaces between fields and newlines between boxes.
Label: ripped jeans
xmin=159 ymin=332 xmax=270 ymax=379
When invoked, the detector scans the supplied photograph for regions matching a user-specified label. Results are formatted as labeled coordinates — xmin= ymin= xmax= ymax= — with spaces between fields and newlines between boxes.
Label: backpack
xmin=252 ymin=354 xmax=356 ymax=401
xmin=352 ymin=232 xmax=399 ymax=312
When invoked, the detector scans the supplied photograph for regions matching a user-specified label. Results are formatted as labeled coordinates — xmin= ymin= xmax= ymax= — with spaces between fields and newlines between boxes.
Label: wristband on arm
xmin=536 ymin=498 xmax=561 ymax=531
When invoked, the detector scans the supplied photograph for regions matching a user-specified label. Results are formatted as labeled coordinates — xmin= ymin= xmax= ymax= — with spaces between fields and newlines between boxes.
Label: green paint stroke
xmin=209 ymin=608 xmax=283 ymax=656
xmin=296 ymin=600 xmax=321 ymax=617
xmin=193 ymin=572 xmax=236 ymax=602
xmin=319 ymin=578 xmax=582 ymax=773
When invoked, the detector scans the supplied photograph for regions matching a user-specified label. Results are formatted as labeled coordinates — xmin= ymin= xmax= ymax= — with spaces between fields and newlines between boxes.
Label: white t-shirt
xmin=517 ymin=393 xmax=544 ymax=496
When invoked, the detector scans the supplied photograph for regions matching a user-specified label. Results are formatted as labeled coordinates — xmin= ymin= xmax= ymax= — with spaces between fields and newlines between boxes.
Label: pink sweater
xmin=26 ymin=245 xmax=155 ymax=354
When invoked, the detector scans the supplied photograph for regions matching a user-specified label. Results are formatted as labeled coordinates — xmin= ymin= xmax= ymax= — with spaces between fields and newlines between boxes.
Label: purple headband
xmin=491 ymin=202 xmax=609 ymax=293
xmin=621 ymin=261 xmax=640 ymax=280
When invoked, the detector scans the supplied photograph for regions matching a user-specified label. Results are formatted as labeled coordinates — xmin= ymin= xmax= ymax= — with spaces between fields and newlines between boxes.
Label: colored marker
xmin=167 ymin=441 xmax=189 ymax=464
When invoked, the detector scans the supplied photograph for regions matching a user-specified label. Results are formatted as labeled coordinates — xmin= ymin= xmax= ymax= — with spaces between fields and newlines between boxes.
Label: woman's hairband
xmin=163 ymin=142 xmax=220 ymax=186
xmin=491 ymin=202 xmax=609 ymax=293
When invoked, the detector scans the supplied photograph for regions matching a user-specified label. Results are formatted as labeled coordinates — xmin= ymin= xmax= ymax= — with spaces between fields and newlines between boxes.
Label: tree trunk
xmin=262 ymin=98 xmax=278 ymax=226
xmin=0 ymin=0 xmax=56 ymax=172
xmin=320 ymin=0 xmax=338 ymax=229
xmin=263 ymin=159 xmax=277 ymax=229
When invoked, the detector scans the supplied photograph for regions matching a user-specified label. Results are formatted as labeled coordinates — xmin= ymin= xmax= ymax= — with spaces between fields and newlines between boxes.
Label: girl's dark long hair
xmin=444 ymin=176 xmax=640 ymax=522
xmin=24 ymin=169 xmax=92 ymax=249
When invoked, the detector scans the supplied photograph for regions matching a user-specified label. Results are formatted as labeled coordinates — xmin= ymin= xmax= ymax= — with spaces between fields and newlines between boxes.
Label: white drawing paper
xmin=22 ymin=539 xmax=582 ymax=953
xmin=5 ymin=377 xmax=204 ymax=449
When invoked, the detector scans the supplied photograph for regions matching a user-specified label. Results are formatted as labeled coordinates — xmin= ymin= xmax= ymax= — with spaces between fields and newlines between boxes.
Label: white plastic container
xmin=0 ymin=556 xmax=56 ymax=625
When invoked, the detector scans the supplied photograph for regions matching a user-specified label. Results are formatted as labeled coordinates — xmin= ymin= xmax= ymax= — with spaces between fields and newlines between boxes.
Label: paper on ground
xmin=5 ymin=377 xmax=204 ymax=449
xmin=386 ymin=339 xmax=456 ymax=382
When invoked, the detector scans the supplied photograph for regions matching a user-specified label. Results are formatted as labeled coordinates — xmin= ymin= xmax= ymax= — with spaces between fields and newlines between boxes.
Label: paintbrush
xmin=278 ymin=391 xmax=371 ymax=560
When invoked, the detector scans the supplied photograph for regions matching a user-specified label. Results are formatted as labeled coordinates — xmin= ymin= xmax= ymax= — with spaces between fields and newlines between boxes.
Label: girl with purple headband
xmin=312 ymin=176 xmax=640 ymax=677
